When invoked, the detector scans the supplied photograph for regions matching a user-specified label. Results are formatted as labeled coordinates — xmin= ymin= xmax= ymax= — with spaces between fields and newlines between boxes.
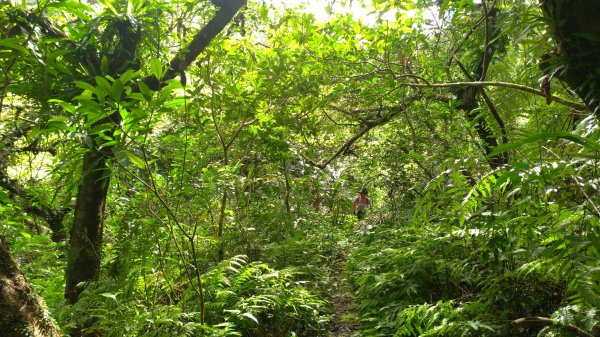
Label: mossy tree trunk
xmin=0 ymin=236 xmax=61 ymax=337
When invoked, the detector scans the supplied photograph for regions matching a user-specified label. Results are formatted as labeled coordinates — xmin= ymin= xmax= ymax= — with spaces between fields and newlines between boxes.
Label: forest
xmin=1 ymin=0 xmax=600 ymax=336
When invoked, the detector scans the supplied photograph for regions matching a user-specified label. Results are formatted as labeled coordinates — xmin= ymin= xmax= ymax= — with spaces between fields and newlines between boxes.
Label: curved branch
xmin=446 ymin=13 xmax=485 ymax=68
xmin=322 ymin=109 xmax=359 ymax=127
xmin=312 ymin=124 xmax=373 ymax=169
xmin=406 ymin=81 xmax=587 ymax=110
xmin=479 ymin=0 xmax=491 ymax=81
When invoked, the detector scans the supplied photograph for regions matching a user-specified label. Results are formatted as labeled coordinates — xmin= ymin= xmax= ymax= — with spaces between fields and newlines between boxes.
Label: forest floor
xmin=327 ymin=253 xmax=359 ymax=337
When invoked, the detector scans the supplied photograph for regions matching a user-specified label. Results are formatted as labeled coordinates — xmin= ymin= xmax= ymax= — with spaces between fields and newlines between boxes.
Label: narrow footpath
xmin=327 ymin=254 xmax=359 ymax=337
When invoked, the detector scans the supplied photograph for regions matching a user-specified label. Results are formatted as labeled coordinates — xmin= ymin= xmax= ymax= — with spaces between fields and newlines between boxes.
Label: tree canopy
xmin=1 ymin=0 xmax=600 ymax=336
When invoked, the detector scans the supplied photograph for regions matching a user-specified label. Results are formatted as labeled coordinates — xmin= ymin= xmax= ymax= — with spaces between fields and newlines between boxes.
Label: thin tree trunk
xmin=283 ymin=164 xmax=292 ymax=213
xmin=0 ymin=236 xmax=61 ymax=337
xmin=217 ymin=190 xmax=227 ymax=261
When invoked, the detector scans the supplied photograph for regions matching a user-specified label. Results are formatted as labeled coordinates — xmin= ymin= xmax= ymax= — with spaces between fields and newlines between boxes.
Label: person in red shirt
xmin=354 ymin=187 xmax=371 ymax=220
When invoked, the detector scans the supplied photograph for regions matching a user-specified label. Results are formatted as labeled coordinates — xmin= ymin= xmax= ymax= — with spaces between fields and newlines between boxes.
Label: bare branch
xmin=14 ymin=147 xmax=56 ymax=155
xmin=479 ymin=0 xmax=491 ymax=81
xmin=512 ymin=317 xmax=593 ymax=337
xmin=405 ymin=81 xmax=586 ymax=110
xmin=322 ymin=109 xmax=360 ymax=127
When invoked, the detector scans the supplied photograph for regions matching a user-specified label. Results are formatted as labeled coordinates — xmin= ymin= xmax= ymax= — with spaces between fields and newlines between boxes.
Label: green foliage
xmin=2 ymin=1 xmax=600 ymax=337
xmin=347 ymin=127 xmax=600 ymax=336
xmin=393 ymin=301 xmax=494 ymax=337
xmin=58 ymin=256 xmax=327 ymax=337
xmin=205 ymin=257 xmax=329 ymax=336
xmin=540 ymin=305 xmax=600 ymax=337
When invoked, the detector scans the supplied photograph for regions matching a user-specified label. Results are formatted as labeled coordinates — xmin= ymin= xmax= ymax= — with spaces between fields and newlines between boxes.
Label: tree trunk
xmin=217 ymin=190 xmax=227 ymax=261
xmin=0 ymin=236 xmax=61 ymax=337
xmin=65 ymin=149 xmax=111 ymax=304
xmin=63 ymin=0 xmax=246 ymax=303
xmin=455 ymin=4 xmax=507 ymax=169
xmin=456 ymin=86 xmax=506 ymax=169
xmin=540 ymin=0 xmax=600 ymax=116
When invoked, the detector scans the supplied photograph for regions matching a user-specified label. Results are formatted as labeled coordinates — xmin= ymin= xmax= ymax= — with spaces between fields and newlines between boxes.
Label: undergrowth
xmin=58 ymin=255 xmax=329 ymax=337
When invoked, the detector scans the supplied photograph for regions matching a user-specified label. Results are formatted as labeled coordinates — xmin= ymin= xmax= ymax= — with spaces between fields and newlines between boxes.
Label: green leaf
xmin=0 ymin=191 xmax=11 ymax=204
xmin=110 ymin=79 xmax=124 ymax=101
xmin=100 ymin=55 xmax=109 ymax=75
xmin=95 ymin=76 xmax=112 ymax=95
xmin=119 ymin=69 xmax=139 ymax=83
xmin=125 ymin=150 xmax=146 ymax=169
xmin=48 ymin=117 xmax=71 ymax=131
xmin=47 ymin=1 xmax=92 ymax=19
xmin=75 ymin=81 xmax=97 ymax=94
xmin=46 ymin=49 xmax=71 ymax=63
xmin=138 ymin=81 xmax=153 ymax=101
xmin=48 ymin=99 xmax=75 ymax=113
xmin=149 ymin=58 xmax=166 ymax=81
xmin=164 ymin=98 xmax=186 ymax=108
xmin=100 ymin=140 xmax=118 ymax=147
xmin=89 ymin=123 xmax=114 ymax=135
xmin=98 ymin=0 xmax=118 ymax=15
xmin=0 ymin=38 xmax=29 ymax=54
xmin=76 ymin=98 xmax=102 ymax=114
xmin=127 ymin=93 xmax=146 ymax=101
xmin=100 ymin=292 xmax=117 ymax=301
xmin=241 ymin=312 xmax=259 ymax=324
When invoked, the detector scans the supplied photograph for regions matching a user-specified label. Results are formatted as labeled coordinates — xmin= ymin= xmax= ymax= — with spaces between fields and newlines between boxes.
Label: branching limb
xmin=14 ymin=146 xmax=56 ymax=155
xmin=309 ymin=124 xmax=373 ymax=169
xmin=446 ymin=13 xmax=485 ymax=68
xmin=454 ymin=55 xmax=508 ymax=145
xmin=0 ymin=169 xmax=70 ymax=242
xmin=305 ymin=97 xmax=419 ymax=169
xmin=321 ymin=109 xmax=360 ymax=127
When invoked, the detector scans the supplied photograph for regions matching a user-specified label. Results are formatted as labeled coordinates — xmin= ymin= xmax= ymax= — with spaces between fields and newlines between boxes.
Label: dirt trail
xmin=327 ymin=256 xmax=359 ymax=337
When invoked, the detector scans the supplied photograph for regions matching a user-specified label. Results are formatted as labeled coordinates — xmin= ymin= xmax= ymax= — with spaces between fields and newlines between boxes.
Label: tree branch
xmin=311 ymin=124 xmax=373 ymax=169
xmin=144 ymin=0 xmax=247 ymax=90
xmin=0 ymin=170 xmax=69 ymax=242
xmin=454 ymin=55 xmax=508 ymax=146
xmin=512 ymin=317 xmax=594 ymax=337
xmin=406 ymin=81 xmax=586 ymax=110
xmin=479 ymin=0 xmax=491 ymax=81
xmin=305 ymin=98 xmax=419 ymax=169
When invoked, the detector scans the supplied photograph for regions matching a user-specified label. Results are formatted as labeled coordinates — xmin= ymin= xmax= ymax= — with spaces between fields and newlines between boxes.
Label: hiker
xmin=354 ymin=187 xmax=371 ymax=220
